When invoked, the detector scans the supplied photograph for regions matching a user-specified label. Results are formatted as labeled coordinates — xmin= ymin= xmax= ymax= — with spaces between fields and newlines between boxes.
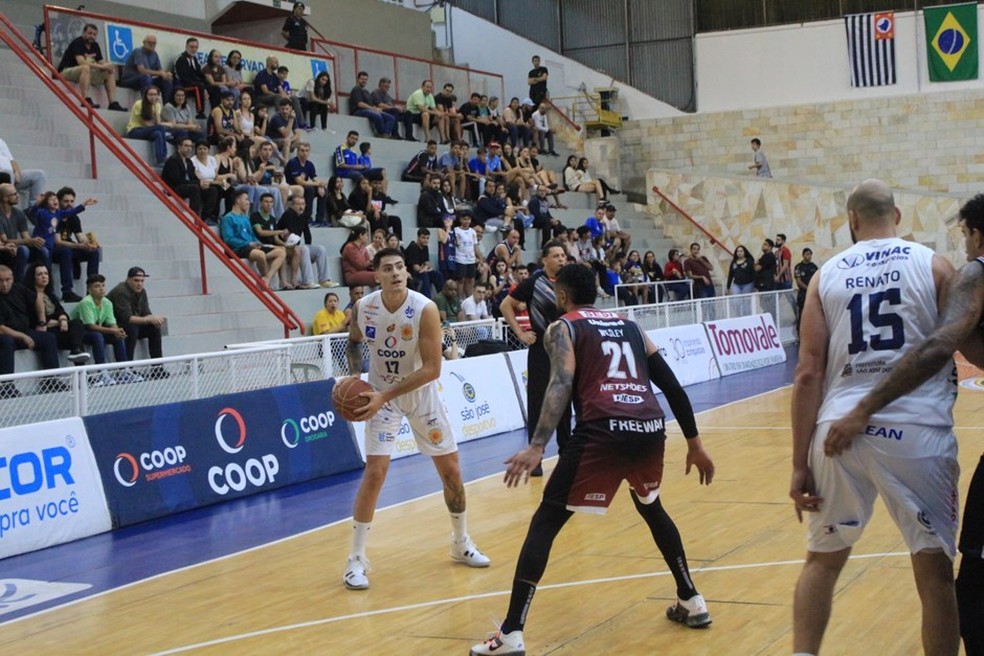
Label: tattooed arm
xmin=825 ymin=260 xmax=984 ymax=455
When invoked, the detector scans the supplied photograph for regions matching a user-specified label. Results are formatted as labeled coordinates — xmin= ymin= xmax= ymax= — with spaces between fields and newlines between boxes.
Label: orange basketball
xmin=332 ymin=376 xmax=373 ymax=422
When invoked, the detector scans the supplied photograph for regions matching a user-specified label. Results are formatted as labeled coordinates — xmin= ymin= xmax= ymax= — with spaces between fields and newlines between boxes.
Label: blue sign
xmin=105 ymin=24 xmax=133 ymax=65
xmin=84 ymin=380 xmax=362 ymax=527
xmin=310 ymin=58 xmax=329 ymax=80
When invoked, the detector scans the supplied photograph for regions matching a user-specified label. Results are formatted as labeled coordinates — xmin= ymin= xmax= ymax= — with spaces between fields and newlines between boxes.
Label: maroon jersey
xmin=560 ymin=308 xmax=664 ymax=426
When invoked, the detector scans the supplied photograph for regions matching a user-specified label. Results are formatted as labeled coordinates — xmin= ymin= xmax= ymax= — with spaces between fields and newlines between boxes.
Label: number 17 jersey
xmin=817 ymin=237 xmax=956 ymax=427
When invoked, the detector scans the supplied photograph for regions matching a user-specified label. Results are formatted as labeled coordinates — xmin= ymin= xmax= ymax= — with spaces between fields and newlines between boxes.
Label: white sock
xmin=351 ymin=521 xmax=371 ymax=558
xmin=449 ymin=512 xmax=467 ymax=541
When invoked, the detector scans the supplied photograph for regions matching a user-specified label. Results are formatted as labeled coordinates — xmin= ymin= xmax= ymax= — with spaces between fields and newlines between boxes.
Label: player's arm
xmin=789 ymin=273 xmax=827 ymax=520
xmin=345 ymin=299 xmax=364 ymax=375
xmin=499 ymin=294 xmax=535 ymax=345
xmin=529 ymin=320 xmax=575 ymax=450
xmin=643 ymin=334 xmax=713 ymax=485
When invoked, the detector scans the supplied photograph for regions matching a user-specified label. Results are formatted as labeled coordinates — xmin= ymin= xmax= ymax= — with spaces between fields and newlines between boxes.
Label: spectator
xmin=793 ymin=247 xmax=818 ymax=333
xmin=416 ymin=174 xmax=444 ymax=229
xmin=663 ymin=248 xmax=690 ymax=300
xmin=24 ymin=262 xmax=88 ymax=365
xmin=220 ymin=137 xmax=284 ymax=218
xmin=223 ymin=50 xmax=246 ymax=95
xmin=367 ymin=77 xmax=408 ymax=140
xmin=405 ymin=80 xmax=444 ymax=143
xmin=754 ymin=238 xmax=777 ymax=292
xmin=349 ymin=71 xmax=395 ymax=137
xmin=502 ymin=97 xmax=532 ymax=149
xmin=339 ymin=225 xmax=375 ymax=287
xmin=748 ymin=138 xmax=772 ymax=178
xmin=467 ymin=147 xmax=491 ymax=198
xmin=304 ymin=71 xmax=334 ymax=130
xmin=56 ymin=23 xmax=126 ymax=111
xmin=358 ymin=142 xmax=389 ymax=193
xmin=563 ymin=155 xmax=604 ymax=200
xmin=726 ymin=244 xmax=755 ymax=295
xmin=475 ymin=179 xmax=512 ymax=229
xmin=161 ymin=88 xmax=203 ymax=146
xmin=433 ymin=83 xmax=460 ymax=143
xmin=233 ymin=90 xmax=269 ymax=160
xmin=438 ymin=178 xmax=456 ymax=219
xmin=528 ymin=55 xmax=549 ymax=105
xmin=347 ymin=176 xmax=373 ymax=220
xmin=452 ymin=209 xmax=482 ymax=297
xmin=254 ymin=56 xmax=281 ymax=106
xmin=385 ymin=233 xmax=403 ymax=255
xmin=191 ymin=140 xmax=231 ymax=225
xmin=161 ymin=138 xmax=205 ymax=217
xmin=285 ymin=142 xmax=328 ymax=224
xmin=282 ymin=2 xmax=310 ymax=50
xmin=622 ymin=249 xmax=648 ymax=304
xmin=32 ymin=190 xmax=95 ymax=302
xmin=366 ymin=228 xmax=387 ymax=261
xmin=434 ymin=279 xmax=463 ymax=325
xmin=486 ymin=96 xmax=510 ymax=145
xmin=0 ymin=138 xmax=47 ymax=204
xmin=0 ymin=264 xmax=64 ymax=396
xmin=220 ymin=190 xmax=287 ymax=288
xmin=313 ymin=292 xmax=348 ymax=335
xmin=369 ymin=179 xmax=402 ymax=239
xmin=498 ymin=142 xmax=535 ymax=200
xmin=334 ymin=130 xmax=365 ymax=179
xmin=0 ymin=183 xmax=42 ymax=281
xmin=401 ymin=140 xmax=439 ymax=183
xmin=107 ymin=267 xmax=168 ymax=377
xmin=639 ymin=250 xmax=664 ymax=302
xmin=126 ymin=86 xmax=170 ymax=166
xmin=487 ymin=229 xmax=524 ymax=269
xmin=524 ymin=146 xmax=565 ymax=207
xmin=203 ymin=49 xmax=239 ymax=102
xmin=70 ymin=274 xmax=141 ymax=386
xmin=120 ymin=34 xmax=173 ymax=102
xmin=405 ymin=227 xmax=443 ymax=298
xmin=578 ymin=157 xmax=619 ymax=197
xmin=325 ymin=175 xmax=363 ymax=228
xmin=528 ymin=184 xmax=559 ymax=249
xmin=457 ymin=92 xmax=484 ymax=146
xmin=437 ymin=142 xmax=465 ymax=199
xmin=343 ymin=285 xmax=364 ymax=326
xmin=275 ymin=65 xmax=310 ymax=130
xmin=278 ymin=195 xmax=338 ymax=289
xmin=683 ymin=242 xmax=715 ymax=298
xmin=774 ymin=232 xmax=792 ymax=289
xmin=252 ymin=141 xmax=302 ymax=212
xmin=266 ymin=98 xmax=302 ymax=154
xmin=603 ymin=204 xmax=631 ymax=255
xmin=52 ymin=187 xmax=100 ymax=293
xmin=173 ymin=37 xmax=216 ymax=119
xmin=530 ymin=101 xmax=559 ymax=156
xmin=250 ymin=192 xmax=302 ymax=289
xmin=461 ymin=281 xmax=490 ymax=320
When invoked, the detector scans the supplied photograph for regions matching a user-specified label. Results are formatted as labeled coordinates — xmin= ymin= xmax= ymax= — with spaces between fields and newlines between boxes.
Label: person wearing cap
xmin=282 ymin=2 xmax=309 ymax=51
xmin=107 ymin=267 xmax=168 ymax=377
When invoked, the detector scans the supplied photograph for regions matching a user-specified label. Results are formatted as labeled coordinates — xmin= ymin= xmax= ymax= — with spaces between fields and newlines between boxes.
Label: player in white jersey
xmin=789 ymin=179 xmax=960 ymax=656
xmin=341 ymin=247 xmax=490 ymax=591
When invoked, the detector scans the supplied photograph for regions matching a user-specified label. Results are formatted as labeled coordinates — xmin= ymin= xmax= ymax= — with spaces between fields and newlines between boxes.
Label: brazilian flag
xmin=925 ymin=3 xmax=978 ymax=81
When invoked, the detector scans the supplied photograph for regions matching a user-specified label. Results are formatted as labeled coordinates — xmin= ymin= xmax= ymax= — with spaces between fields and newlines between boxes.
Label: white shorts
xmin=807 ymin=422 xmax=960 ymax=558
xmin=364 ymin=382 xmax=457 ymax=458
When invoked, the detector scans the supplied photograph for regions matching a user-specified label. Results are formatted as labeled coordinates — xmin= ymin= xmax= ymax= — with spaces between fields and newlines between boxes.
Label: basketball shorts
xmin=543 ymin=419 xmax=666 ymax=514
xmin=807 ymin=421 xmax=960 ymax=558
xmin=364 ymin=381 xmax=457 ymax=458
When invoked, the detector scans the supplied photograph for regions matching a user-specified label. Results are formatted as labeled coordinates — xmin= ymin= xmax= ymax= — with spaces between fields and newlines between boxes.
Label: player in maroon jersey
xmin=471 ymin=263 xmax=716 ymax=656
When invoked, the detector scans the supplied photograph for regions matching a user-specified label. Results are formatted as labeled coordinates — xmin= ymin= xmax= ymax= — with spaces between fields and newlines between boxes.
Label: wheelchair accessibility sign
xmin=106 ymin=24 xmax=133 ymax=65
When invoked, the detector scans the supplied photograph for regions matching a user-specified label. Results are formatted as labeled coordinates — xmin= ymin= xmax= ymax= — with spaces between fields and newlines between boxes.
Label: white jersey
xmin=357 ymin=289 xmax=431 ymax=389
xmin=817 ymin=237 xmax=956 ymax=427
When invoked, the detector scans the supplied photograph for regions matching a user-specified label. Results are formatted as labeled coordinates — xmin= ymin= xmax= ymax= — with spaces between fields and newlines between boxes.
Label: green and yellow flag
xmin=925 ymin=3 xmax=978 ymax=81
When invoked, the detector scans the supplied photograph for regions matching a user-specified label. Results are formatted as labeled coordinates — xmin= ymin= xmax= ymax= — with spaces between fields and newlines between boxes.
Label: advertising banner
xmin=505 ymin=349 xmax=529 ymax=420
xmin=84 ymin=380 xmax=362 ymax=527
xmin=0 ymin=418 xmax=111 ymax=560
xmin=646 ymin=325 xmax=720 ymax=387
xmin=704 ymin=313 xmax=786 ymax=376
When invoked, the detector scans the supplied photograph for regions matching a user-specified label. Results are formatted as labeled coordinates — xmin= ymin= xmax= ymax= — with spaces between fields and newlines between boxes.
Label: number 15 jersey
xmin=817 ymin=237 xmax=956 ymax=427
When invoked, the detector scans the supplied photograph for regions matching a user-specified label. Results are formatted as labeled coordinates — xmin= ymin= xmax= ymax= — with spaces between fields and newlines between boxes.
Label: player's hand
xmin=353 ymin=389 xmax=385 ymax=421
xmin=515 ymin=330 xmax=536 ymax=346
xmin=685 ymin=444 xmax=714 ymax=485
xmin=503 ymin=446 xmax=543 ymax=487
xmin=790 ymin=466 xmax=822 ymax=522
xmin=824 ymin=410 xmax=867 ymax=456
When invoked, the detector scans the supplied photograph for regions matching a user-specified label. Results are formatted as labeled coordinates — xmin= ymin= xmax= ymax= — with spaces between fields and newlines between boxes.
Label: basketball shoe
xmin=450 ymin=535 xmax=491 ymax=567
xmin=342 ymin=555 xmax=371 ymax=590
xmin=666 ymin=593 xmax=712 ymax=628
xmin=469 ymin=628 xmax=525 ymax=655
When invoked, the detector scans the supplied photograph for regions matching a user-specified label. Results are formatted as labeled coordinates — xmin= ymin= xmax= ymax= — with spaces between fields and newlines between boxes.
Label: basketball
xmin=332 ymin=376 xmax=373 ymax=422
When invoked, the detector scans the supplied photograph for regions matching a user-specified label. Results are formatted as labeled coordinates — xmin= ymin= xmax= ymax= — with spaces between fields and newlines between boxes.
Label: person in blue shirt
xmin=334 ymin=130 xmax=365 ymax=179
xmin=285 ymin=142 xmax=327 ymax=224
xmin=120 ymin=34 xmax=173 ymax=101
xmin=32 ymin=191 xmax=95 ymax=302
xmin=220 ymin=190 xmax=286 ymax=287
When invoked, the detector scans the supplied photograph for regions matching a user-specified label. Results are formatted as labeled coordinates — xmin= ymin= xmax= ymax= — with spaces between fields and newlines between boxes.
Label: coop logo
xmin=450 ymin=371 xmax=477 ymax=402
xmin=214 ymin=408 xmax=247 ymax=454
xmin=281 ymin=411 xmax=336 ymax=447
xmin=384 ymin=336 xmax=398 ymax=348
xmin=112 ymin=446 xmax=190 ymax=487
xmin=837 ymin=253 xmax=866 ymax=270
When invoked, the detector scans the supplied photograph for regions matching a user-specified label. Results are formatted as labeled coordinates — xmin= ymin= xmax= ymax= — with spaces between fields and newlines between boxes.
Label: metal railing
xmin=651 ymin=185 xmax=733 ymax=258
xmin=0 ymin=8 xmax=305 ymax=338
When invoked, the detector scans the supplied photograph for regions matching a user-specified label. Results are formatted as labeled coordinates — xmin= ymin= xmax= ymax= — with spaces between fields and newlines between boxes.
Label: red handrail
xmin=0 ymin=10 xmax=305 ymax=338
xmin=544 ymin=98 xmax=581 ymax=133
xmin=651 ymin=186 xmax=733 ymax=257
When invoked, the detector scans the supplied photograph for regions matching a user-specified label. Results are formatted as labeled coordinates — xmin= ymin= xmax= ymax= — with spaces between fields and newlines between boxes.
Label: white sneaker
xmin=114 ymin=369 xmax=145 ymax=384
xmin=666 ymin=593 xmax=712 ymax=628
xmin=90 ymin=372 xmax=116 ymax=388
xmin=470 ymin=629 xmax=525 ymax=655
xmin=450 ymin=535 xmax=491 ymax=567
xmin=343 ymin=555 xmax=370 ymax=590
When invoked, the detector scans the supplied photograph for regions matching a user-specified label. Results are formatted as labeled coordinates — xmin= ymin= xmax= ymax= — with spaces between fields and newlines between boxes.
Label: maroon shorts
xmin=543 ymin=419 xmax=666 ymax=514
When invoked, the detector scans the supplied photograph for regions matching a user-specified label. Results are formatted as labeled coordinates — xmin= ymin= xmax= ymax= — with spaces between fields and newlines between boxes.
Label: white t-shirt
xmin=357 ymin=289 xmax=431 ymax=389
xmin=817 ymin=237 xmax=956 ymax=427
xmin=0 ymin=139 xmax=14 ymax=176
xmin=531 ymin=110 xmax=549 ymax=133
xmin=460 ymin=296 xmax=489 ymax=320
xmin=452 ymin=226 xmax=477 ymax=264
xmin=192 ymin=155 xmax=218 ymax=182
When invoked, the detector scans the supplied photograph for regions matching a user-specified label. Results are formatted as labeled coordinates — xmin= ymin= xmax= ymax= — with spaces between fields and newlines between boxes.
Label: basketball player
xmin=789 ymin=179 xmax=960 ymax=656
xmin=471 ymin=263 xmax=715 ymax=656
xmin=822 ymin=193 xmax=984 ymax=656
xmin=341 ymin=247 xmax=489 ymax=590
xmin=499 ymin=240 xmax=570 ymax=476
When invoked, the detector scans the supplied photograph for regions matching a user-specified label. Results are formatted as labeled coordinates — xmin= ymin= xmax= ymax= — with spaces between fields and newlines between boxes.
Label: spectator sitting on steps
xmin=57 ymin=22 xmax=126 ymax=111
xmin=107 ymin=267 xmax=169 ymax=378
xmin=0 ymin=264 xmax=66 ymax=397
xmin=23 ymin=262 xmax=89 ymax=366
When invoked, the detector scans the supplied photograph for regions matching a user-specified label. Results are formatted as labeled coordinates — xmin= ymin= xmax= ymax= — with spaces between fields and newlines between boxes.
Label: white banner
xmin=704 ymin=313 xmax=786 ymax=376
xmin=0 ymin=418 xmax=111 ymax=560
xmin=646 ymin=324 xmax=721 ymax=387
xmin=351 ymin=352 xmax=524 ymax=461
xmin=505 ymin=349 xmax=529 ymax=420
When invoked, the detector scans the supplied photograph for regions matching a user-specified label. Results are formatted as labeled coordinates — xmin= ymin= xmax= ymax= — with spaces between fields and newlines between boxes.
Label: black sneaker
xmin=384 ymin=196 xmax=399 ymax=205
xmin=0 ymin=383 xmax=21 ymax=399
xmin=107 ymin=101 xmax=128 ymax=112
xmin=62 ymin=291 xmax=83 ymax=303
xmin=148 ymin=366 xmax=171 ymax=380
xmin=68 ymin=351 xmax=91 ymax=365
xmin=83 ymin=97 xmax=100 ymax=109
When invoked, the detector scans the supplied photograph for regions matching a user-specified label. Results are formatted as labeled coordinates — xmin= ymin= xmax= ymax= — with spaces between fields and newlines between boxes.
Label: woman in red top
xmin=663 ymin=248 xmax=691 ymax=301
xmin=340 ymin=226 xmax=376 ymax=287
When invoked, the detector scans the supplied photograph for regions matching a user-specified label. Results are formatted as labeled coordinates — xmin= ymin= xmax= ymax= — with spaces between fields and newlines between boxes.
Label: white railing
xmin=0 ymin=294 xmax=796 ymax=429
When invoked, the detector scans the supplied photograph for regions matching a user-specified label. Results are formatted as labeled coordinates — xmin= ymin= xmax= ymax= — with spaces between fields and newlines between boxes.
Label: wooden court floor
xmin=2 ymin=383 xmax=982 ymax=655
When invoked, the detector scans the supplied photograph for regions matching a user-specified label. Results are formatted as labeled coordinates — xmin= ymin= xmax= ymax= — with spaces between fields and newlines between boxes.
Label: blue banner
xmin=84 ymin=380 xmax=362 ymax=527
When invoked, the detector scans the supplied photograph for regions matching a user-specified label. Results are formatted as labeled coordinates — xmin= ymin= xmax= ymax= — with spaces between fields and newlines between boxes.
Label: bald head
xmin=847 ymin=179 xmax=896 ymax=225
xmin=0 ymin=183 xmax=15 ymax=197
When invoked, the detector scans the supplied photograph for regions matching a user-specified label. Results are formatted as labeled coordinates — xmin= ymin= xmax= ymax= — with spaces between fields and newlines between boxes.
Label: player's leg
xmin=431 ymin=451 xmax=489 ymax=567
xmin=910 ymin=549 xmax=960 ymax=656
xmin=956 ymin=455 xmax=984 ymax=655
xmin=793 ymin=548 xmax=850 ymax=654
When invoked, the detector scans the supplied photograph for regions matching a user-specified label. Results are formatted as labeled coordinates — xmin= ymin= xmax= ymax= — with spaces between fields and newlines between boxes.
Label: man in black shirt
xmin=793 ymin=247 xmax=818 ymax=333
xmin=349 ymin=71 xmax=396 ymax=137
xmin=405 ymin=227 xmax=443 ymax=298
xmin=527 ymin=56 xmax=549 ymax=106
xmin=57 ymin=23 xmax=126 ymax=111
xmin=281 ymin=2 xmax=309 ymax=50
xmin=754 ymin=238 xmax=777 ymax=292
xmin=161 ymin=138 xmax=204 ymax=218
xmin=0 ymin=265 xmax=63 ymax=397
xmin=401 ymin=141 xmax=439 ymax=183
xmin=416 ymin=173 xmax=444 ymax=229
xmin=173 ymin=38 xmax=217 ymax=119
